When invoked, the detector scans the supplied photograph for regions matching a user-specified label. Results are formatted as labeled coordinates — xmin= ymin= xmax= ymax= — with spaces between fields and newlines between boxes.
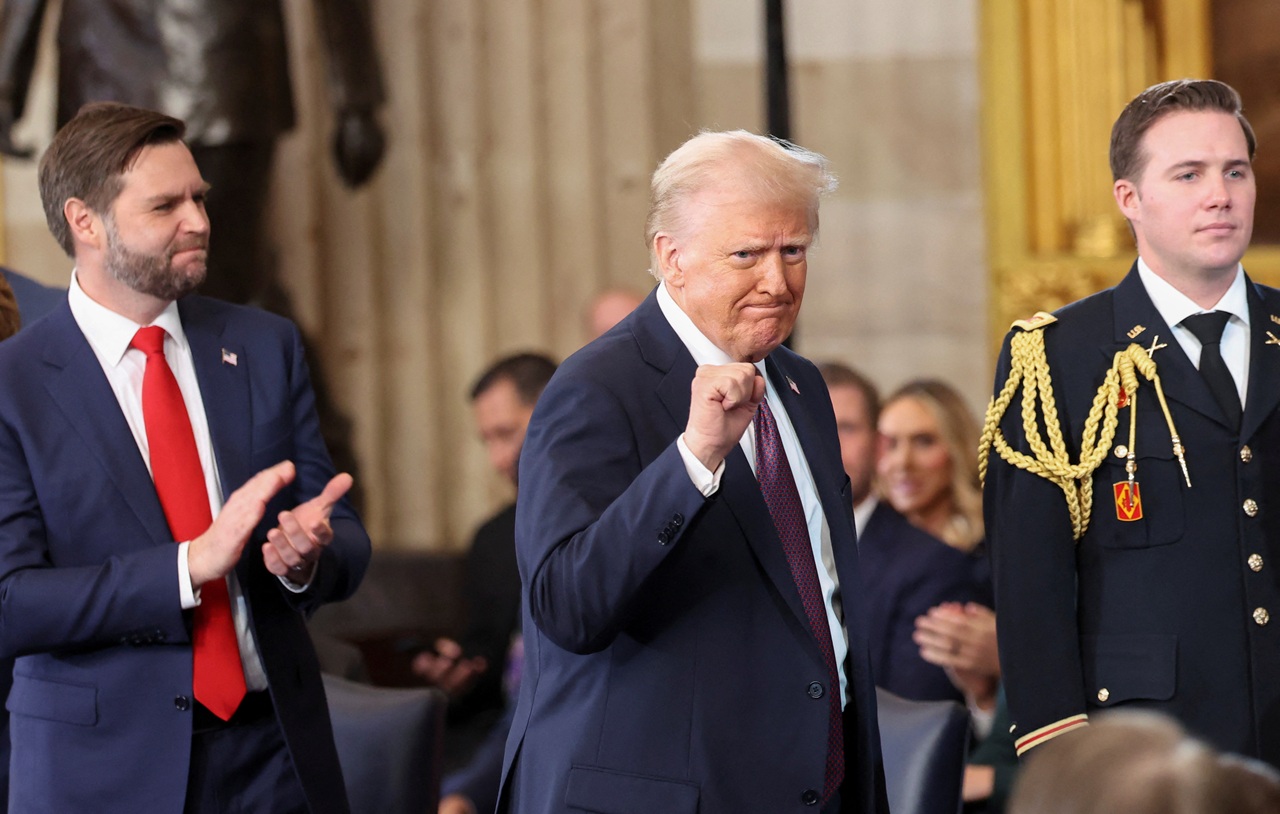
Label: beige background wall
xmin=1 ymin=0 xmax=987 ymax=550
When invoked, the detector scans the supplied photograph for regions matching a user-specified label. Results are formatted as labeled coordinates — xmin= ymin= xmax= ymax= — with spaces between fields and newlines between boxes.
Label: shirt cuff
xmin=278 ymin=569 xmax=315 ymax=593
xmin=969 ymin=698 xmax=996 ymax=740
xmin=178 ymin=541 xmax=199 ymax=609
xmin=677 ymin=434 xmax=724 ymax=497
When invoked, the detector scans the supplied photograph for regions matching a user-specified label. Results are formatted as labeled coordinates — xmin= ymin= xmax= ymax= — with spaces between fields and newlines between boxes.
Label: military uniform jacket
xmin=985 ymin=264 xmax=1280 ymax=765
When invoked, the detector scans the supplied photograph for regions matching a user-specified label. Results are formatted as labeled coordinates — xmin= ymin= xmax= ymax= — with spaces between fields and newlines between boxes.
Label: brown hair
xmin=1110 ymin=79 xmax=1256 ymax=182
xmin=881 ymin=378 xmax=983 ymax=552
xmin=1009 ymin=711 xmax=1280 ymax=814
xmin=38 ymin=102 xmax=187 ymax=257
xmin=817 ymin=361 xmax=882 ymax=427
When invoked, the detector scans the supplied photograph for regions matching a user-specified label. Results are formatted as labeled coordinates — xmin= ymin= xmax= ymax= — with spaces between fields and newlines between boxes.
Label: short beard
xmin=104 ymin=217 xmax=207 ymax=302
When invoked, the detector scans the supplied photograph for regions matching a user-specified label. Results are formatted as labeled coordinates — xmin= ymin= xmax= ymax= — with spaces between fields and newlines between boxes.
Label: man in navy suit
xmin=985 ymin=79 xmax=1280 ymax=766
xmin=0 ymin=102 xmax=370 ymax=812
xmin=818 ymin=362 xmax=985 ymax=704
xmin=499 ymin=131 xmax=887 ymax=814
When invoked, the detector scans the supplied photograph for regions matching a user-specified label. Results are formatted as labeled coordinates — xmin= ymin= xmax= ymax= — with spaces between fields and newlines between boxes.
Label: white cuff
xmin=677 ymin=434 xmax=724 ymax=497
xmin=178 ymin=541 xmax=199 ymax=609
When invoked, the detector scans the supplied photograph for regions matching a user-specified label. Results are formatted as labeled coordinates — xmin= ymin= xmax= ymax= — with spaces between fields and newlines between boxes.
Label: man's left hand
xmin=263 ymin=472 xmax=354 ymax=584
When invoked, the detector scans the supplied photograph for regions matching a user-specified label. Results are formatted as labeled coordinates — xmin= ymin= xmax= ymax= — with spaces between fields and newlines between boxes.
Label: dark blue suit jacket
xmin=987 ymin=265 xmax=1280 ymax=764
xmin=499 ymin=292 xmax=887 ymax=813
xmin=0 ymin=295 xmax=371 ymax=812
xmin=858 ymin=501 xmax=986 ymax=702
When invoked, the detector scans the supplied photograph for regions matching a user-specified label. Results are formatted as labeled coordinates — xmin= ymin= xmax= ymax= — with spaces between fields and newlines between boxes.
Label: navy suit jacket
xmin=858 ymin=501 xmax=986 ymax=702
xmin=499 ymin=292 xmax=887 ymax=813
xmin=0 ymin=295 xmax=371 ymax=813
xmin=987 ymin=265 xmax=1280 ymax=764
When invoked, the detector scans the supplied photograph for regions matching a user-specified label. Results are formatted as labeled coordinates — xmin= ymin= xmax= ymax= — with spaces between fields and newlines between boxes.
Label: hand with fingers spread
xmin=914 ymin=601 xmax=1001 ymax=709
xmin=188 ymin=461 xmax=297 ymax=587
xmin=263 ymin=471 xmax=354 ymax=585
xmin=684 ymin=363 xmax=765 ymax=471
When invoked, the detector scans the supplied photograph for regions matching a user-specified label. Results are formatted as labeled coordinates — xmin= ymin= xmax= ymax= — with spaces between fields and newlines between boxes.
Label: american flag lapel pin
xmin=221 ymin=348 xmax=238 ymax=366
xmin=787 ymin=376 xmax=800 ymax=395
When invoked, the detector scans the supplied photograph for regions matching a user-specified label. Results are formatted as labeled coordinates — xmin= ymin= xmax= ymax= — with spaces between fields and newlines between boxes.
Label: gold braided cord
xmin=978 ymin=323 xmax=1183 ymax=541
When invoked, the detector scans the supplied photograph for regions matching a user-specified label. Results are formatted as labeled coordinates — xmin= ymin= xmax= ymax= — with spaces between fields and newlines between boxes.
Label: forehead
xmin=1140 ymin=109 xmax=1249 ymax=163
xmin=829 ymin=383 xmax=872 ymax=423
xmin=473 ymin=379 xmax=530 ymax=420
xmin=115 ymin=141 xmax=204 ymax=199
xmin=880 ymin=396 xmax=937 ymax=431
xmin=679 ymin=181 xmax=815 ymax=238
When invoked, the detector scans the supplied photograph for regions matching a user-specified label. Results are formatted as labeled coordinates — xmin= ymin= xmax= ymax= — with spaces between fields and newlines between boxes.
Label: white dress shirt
xmin=658 ymin=281 xmax=850 ymax=707
xmin=68 ymin=272 xmax=268 ymax=691
xmin=1137 ymin=258 xmax=1250 ymax=406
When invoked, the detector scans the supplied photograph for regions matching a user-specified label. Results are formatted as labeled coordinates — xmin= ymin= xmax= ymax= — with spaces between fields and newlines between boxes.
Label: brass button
xmin=1249 ymin=554 xmax=1264 ymax=573
xmin=1113 ymin=444 xmax=1128 ymax=459
xmin=1245 ymin=499 xmax=1260 ymax=517
xmin=1097 ymin=688 xmax=1110 ymax=702
xmin=1241 ymin=445 xmax=1254 ymax=463
xmin=1255 ymin=608 xmax=1270 ymax=626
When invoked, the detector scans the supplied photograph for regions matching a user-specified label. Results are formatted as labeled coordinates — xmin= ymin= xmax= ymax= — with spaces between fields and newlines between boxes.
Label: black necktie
xmin=1181 ymin=311 xmax=1241 ymax=430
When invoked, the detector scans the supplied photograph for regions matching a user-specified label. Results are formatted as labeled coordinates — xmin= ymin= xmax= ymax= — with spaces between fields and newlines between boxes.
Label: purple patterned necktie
xmin=754 ymin=397 xmax=844 ymax=801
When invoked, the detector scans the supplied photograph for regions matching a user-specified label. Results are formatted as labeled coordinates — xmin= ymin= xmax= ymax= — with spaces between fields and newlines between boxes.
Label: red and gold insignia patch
xmin=1114 ymin=481 xmax=1143 ymax=521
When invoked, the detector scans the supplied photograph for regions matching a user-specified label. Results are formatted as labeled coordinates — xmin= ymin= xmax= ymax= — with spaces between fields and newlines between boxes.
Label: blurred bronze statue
xmin=0 ymin=0 xmax=386 ymax=307
xmin=0 ymin=1 xmax=386 ymax=504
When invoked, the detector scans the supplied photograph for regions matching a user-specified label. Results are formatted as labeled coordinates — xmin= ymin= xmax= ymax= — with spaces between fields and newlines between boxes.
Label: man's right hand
xmin=188 ymin=461 xmax=296 ymax=586
xmin=683 ymin=363 xmax=765 ymax=471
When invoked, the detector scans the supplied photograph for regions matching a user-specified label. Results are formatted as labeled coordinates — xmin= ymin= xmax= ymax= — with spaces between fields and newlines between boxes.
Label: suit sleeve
xmin=517 ymin=372 xmax=710 ymax=655
xmin=268 ymin=322 xmax=370 ymax=612
xmin=880 ymin=549 xmax=984 ymax=702
xmin=985 ymin=330 xmax=1089 ymax=753
xmin=0 ymin=418 xmax=191 ymax=659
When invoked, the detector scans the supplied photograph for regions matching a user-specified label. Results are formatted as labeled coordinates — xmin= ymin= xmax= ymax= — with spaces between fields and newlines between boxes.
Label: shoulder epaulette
xmin=1010 ymin=311 xmax=1058 ymax=332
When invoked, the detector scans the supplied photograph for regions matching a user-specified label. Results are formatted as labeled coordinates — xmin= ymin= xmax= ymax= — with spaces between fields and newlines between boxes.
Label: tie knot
xmin=130 ymin=326 xmax=168 ymax=356
xmin=1181 ymin=311 xmax=1231 ymax=346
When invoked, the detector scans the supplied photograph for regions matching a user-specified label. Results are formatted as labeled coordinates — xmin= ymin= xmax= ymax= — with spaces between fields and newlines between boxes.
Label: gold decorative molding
xmin=981 ymin=0 xmax=1280 ymax=339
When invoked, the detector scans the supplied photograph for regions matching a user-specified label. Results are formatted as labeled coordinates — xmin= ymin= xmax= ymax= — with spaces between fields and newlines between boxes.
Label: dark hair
xmin=470 ymin=352 xmax=558 ymax=405
xmin=0 ymin=272 xmax=19 ymax=340
xmin=1110 ymin=79 xmax=1256 ymax=182
xmin=38 ymin=102 xmax=187 ymax=256
xmin=817 ymin=361 xmax=881 ymax=426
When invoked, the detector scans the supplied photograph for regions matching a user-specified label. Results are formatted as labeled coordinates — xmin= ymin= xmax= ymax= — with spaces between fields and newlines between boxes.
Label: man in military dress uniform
xmin=983 ymin=79 xmax=1280 ymax=766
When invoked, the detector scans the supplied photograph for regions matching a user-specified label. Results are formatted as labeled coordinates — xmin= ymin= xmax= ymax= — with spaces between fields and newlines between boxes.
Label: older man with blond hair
xmin=497 ymin=131 xmax=888 ymax=814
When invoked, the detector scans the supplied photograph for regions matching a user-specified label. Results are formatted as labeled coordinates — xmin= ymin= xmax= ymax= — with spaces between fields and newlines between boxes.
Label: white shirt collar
xmin=68 ymin=270 xmax=188 ymax=366
xmin=656 ymin=280 xmax=768 ymax=377
xmin=1136 ymin=257 xmax=1250 ymax=329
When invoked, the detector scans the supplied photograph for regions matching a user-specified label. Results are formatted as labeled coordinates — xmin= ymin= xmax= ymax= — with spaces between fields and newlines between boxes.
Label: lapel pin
xmin=1127 ymin=324 xmax=1147 ymax=339
xmin=1145 ymin=335 xmax=1167 ymax=357
xmin=221 ymin=348 xmax=238 ymax=366
xmin=787 ymin=376 xmax=800 ymax=395
xmin=1267 ymin=332 xmax=1280 ymax=348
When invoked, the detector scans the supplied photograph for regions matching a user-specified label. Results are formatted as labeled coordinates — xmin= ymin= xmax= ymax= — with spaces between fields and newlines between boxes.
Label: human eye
xmin=782 ymin=245 xmax=807 ymax=261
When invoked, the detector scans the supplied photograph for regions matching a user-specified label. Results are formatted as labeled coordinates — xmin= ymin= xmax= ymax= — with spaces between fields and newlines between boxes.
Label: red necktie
xmin=755 ymin=398 xmax=844 ymax=801
xmin=131 ymin=326 xmax=246 ymax=720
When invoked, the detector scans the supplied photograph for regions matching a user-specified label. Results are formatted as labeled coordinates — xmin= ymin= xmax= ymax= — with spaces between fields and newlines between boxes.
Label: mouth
xmin=1198 ymin=223 xmax=1237 ymax=235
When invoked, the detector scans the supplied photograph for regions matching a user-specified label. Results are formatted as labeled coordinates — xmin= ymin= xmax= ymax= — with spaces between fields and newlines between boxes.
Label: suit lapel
xmin=1110 ymin=264 xmax=1225 ymax=426
xmin=39 ymin=306 xmax=170 ymax=546
xmin=630 ymin=297 xmax=814 ymax=638
xmin=181 ymin=300 xmax=253 ymax=506
xmin=1242 ymin=279 xmax=1280 ymax=440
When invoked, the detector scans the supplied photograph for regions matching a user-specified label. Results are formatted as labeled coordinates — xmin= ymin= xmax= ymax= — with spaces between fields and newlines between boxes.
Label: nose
xmin=1205 ymin=174 xmax=1231 ymax=209
xmin=183 ymin=199 xmax=211 ymax=235
xmin=756 ymin=253 xmax=787 ymax=294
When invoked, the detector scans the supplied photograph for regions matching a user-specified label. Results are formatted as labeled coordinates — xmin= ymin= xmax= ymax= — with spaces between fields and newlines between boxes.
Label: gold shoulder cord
xmin=977 ymin=312 xmax=1189 ymax=541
